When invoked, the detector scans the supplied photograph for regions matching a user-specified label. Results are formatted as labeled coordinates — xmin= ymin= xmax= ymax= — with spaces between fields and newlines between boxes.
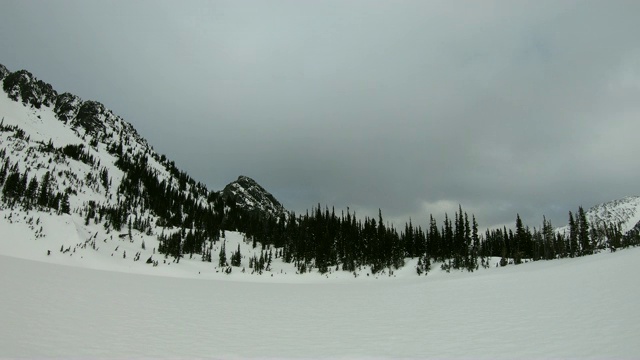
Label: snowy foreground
xmin=2 ymin=248 xmax=640 ymax=358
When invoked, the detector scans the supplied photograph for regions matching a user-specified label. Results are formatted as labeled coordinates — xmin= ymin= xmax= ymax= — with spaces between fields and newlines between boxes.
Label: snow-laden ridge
xmin=557 ymin=196 xmax=640 ymax=235
xmin=0 ymin=62 xmax=284 ymax=215
xmin=586 ymin=196 xmax=640 ymax=232
xmin=2 ymin=69 xmax=57 ymax=109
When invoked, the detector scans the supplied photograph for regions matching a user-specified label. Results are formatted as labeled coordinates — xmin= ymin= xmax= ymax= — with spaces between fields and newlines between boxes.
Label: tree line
xmin=237 ymin=203 xmax=639 ymax=275
xmin=2 ymin=119 xmax=639 ymax=276
xmin=0 ymin=152 xmax=70 ymax=214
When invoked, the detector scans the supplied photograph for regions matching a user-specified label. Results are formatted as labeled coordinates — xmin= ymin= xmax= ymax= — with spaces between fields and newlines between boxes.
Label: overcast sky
xmin=1 ymin=0 xmax=639 ymax=230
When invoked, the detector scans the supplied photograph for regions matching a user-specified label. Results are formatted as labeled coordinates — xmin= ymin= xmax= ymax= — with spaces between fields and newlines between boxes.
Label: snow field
xmin=1 ymin=247 xmax=639 ymax=358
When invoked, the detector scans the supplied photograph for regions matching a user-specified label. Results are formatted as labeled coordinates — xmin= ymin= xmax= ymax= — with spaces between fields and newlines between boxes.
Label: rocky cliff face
xmin=53 ymin=92 xmax=82 ymax=124
xmin=2 ymin=69 xmax=57 ymax=109
xmin=221 ymin=175 xmax=287 ymax=217
xmin=0 ymin=64 xmax=9 ymax=80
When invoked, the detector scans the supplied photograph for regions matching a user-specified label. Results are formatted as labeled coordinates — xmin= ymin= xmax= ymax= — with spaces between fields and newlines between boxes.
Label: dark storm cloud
xmin=1 ymin=0 xmax=639 ymax=230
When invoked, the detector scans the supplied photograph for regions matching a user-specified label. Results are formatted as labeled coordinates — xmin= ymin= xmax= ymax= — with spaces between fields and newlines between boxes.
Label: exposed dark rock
xmin=221 ymin=175 xmax=286 ymax=217
xmin=54 ymin=92 xmax=83 ymax=124
xmin=0 ymin=63 xmax=9 ymax=80
xmin=2 ymin=69 xmax=57 ymax=109
xmin=72 ymin=100 xmax=107 ymax=136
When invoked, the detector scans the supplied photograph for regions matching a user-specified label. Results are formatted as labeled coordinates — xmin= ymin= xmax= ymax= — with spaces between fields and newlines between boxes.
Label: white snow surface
xmin=1 ymin=227 xmax=640 ymax=358
xmin=0 ymin=88 xmax=78 ymax=148
xmin=2 ymin=201 xmax=639 ymax=358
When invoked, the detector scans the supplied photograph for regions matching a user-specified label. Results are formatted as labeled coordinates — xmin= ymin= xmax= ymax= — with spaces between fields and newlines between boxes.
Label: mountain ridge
xmin=556 ymin=196 xmax=640 ymax=235
xmin=1 ymin=61 xmax=639 ymax=278
xmin=0 ymin=63 xmax=285 ymax=220
xmin=0 ymin=62 xmax=293 ymax=273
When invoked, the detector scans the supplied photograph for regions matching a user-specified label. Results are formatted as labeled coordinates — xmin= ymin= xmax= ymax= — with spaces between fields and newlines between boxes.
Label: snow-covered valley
xmin=2 ymin=62 xmax=640 ymax=359
xmin=2 ymin=247 xmax=639 ymax=358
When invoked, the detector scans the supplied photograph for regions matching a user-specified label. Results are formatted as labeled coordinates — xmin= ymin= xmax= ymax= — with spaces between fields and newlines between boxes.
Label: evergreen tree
xmin=428 ymin=214 xmax=441 ymax=261
xmin=16 ymin=170 xmax=28 ymax=200
xmin=542 ymin=216 xmax=555 ymax=260
xmin=514 ymin=214 xmax=526 ymax=264
xmin=568 ymin=211 xmax=578 ymax=258
xmin=128 ymin=218 xmax=133 ymax=241
xmin=0 ymin=159 xmax=8 ymax=186
xmin=59 ymin=192 xmax=70 ymax=214
xmin=25 ymin=177 xmax=39 ymax=204
xmin=218 ymin=240 xmax=227 ymax=267
xmin=577 ymin=206 xmax=591 ymax=255
xmin=1 ymin=170 xmax=20 ymax=200
xmin=231 ymin=243 xmax=242 ymax=267
xmin=606 ymin=223 xmax=623 ymax=251
xmin=468 ymin=215 xmax=479 ymax=271
xmin=37 ymin=171 xmax=51 ymax=207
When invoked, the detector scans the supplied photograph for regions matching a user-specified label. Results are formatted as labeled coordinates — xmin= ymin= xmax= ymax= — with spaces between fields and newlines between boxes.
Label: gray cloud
xmin=1 ymin=0 xmax=639 ymax=230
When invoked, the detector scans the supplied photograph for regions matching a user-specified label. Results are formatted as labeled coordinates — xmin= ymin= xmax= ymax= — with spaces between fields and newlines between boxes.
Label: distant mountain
xmin=221 ymin=175 xmax=287 ymax=217
xmin=556 ymin=196 xmax=640 ymax=235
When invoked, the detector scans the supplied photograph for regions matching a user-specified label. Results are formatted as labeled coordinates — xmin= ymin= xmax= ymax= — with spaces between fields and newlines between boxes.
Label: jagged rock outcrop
xmin=72 ymin=100 xmax=108 ymax=136
xmin=2 ymin=69 xmax=57 ymax=109
xmin=54 ymin=92 xmax=83 ymax=124
xmin=221 ymin=175 xmax=287 ymax=217
xmin=0 ymin=64 xmax=8 ymax=80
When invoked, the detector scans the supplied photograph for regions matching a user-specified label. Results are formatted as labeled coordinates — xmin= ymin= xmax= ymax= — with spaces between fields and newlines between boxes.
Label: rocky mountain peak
xmin=0 ymin=62 xmax=291 ymax=241
xmin=72 ymin=100 xmax=108 ymax=136
xmin=221 ymin=175 xmax=286 ymax=217
xmin=586 ymin=196 xmax=640 ymax=232
xmin=2 ymin=69 xmax=57 ymax=109
xmin=556 ymin=195 xmax=640 ymax=235
xmin=0 ymin=64 xmax=9 ymax=80
xmin=54 ymin=92 xmax=83 ymax=124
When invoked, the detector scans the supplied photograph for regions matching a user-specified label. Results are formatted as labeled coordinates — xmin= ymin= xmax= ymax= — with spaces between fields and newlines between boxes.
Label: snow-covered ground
xmin=1 ymin=246 xmax=639 ymax=358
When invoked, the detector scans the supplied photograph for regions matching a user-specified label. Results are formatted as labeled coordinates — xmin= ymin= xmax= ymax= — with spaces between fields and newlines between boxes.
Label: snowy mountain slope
xmin=0 ymin=63 xmax=296 ymax=276
xmin=1 ymin=67 xmax=198 ymax=199
xmin=0 ymin=207 xmax=295 ymax=281
xmin=0 ymin=196 xmax=434 ymax=282
xmin=0 ymin=64 xmax=284 ymax=215
xmin=0 ymin=90 xmax=122 ymax=213
xmin=2 ymin=247 xmax=639 ymax=358
xmin=556 ymin=196 xmax=640 ymax=235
